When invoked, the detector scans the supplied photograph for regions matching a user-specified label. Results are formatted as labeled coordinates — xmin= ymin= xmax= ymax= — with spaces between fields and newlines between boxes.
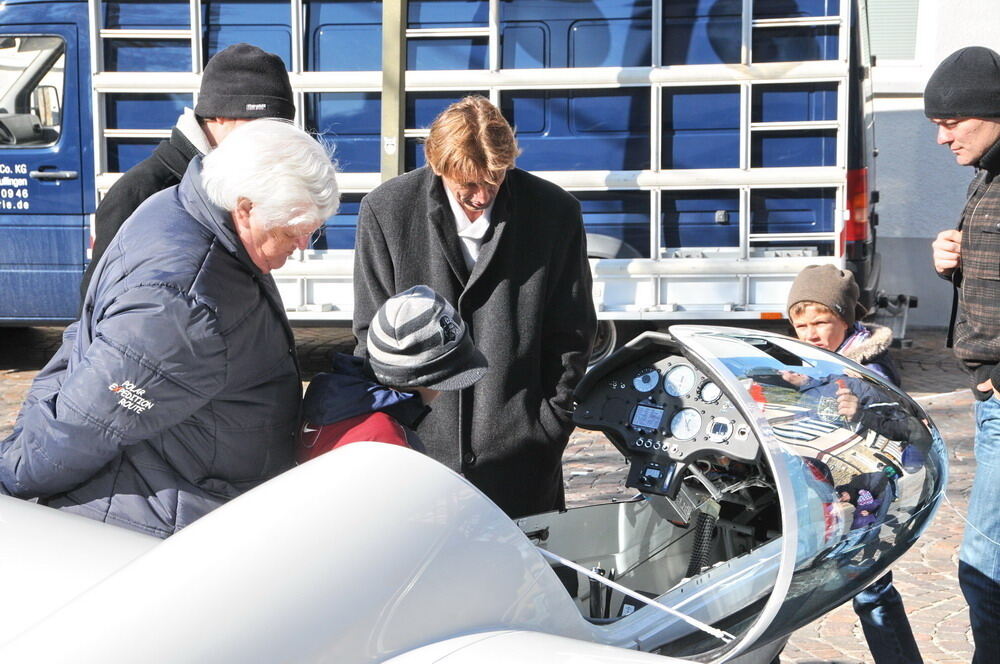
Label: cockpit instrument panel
xmin=574 ymin=337 xmax=759 ymax=498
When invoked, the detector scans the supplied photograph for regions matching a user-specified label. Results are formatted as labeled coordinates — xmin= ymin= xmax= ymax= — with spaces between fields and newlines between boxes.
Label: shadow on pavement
xmin=0 ymin=327 xmax=64 ymax=371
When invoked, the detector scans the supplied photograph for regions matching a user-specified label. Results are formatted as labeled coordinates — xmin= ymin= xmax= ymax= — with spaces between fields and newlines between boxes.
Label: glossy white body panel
xmin=0 ymin=444 xmax=593 ymax=662
xmin=384 ymin=630 xmax=688 ymax=663
xmin=0 ymin=495 xmax=157 ymax=645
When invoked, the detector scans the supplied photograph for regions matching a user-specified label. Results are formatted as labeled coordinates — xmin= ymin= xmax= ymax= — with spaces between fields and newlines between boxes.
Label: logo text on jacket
xmin=108 ymin=380 xmax=155 ymax=414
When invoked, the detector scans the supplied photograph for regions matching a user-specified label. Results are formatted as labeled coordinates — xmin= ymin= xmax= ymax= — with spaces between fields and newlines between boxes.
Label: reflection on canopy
xmin=671 ymin=326 xmax=946 ymax=649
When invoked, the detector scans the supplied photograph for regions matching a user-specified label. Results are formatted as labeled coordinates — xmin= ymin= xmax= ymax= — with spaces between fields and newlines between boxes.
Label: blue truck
xmin=0 ymin=0 xmax=882 ymax=361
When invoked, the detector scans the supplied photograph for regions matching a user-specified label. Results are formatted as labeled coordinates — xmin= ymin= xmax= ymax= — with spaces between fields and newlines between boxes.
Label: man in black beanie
xmin=80 ymin=43 xmax=294 ymax=297
xmin=926 ymin=45 xmax=1000 ymax=664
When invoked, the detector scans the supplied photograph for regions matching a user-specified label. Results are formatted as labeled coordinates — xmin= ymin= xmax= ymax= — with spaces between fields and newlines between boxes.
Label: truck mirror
xmin=31 ymin=86 xmax=60 ymax=128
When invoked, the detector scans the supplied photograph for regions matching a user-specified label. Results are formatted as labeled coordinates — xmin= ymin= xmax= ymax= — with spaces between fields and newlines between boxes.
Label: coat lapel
xmin=465 ymin=177 xmax=511 ymax=296
xmin=427 ymin=177 xmax=472 ymax=286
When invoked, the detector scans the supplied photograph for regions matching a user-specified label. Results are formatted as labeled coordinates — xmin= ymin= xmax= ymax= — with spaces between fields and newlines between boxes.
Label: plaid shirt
xmin=952 ymin=139 xmax=1000 ymax=365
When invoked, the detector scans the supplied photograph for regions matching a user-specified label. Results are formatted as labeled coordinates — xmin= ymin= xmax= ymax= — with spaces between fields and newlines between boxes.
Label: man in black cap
xmin=80 ymin=42 xmax=295 ymax=296
xmin=926 ymin=45 xmax=1000 ymax=663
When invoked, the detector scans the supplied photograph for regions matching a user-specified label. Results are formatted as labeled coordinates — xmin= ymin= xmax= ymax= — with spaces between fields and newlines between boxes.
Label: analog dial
xmin=699 ymin=381 xmax=722 ymax=403
xmin=632 ymin=367 xmax=660 ymax=393
xmin=670 ymin=408 xmax=703 ymax=441
xmin=664 ymin=365 xmax=697 ymax=397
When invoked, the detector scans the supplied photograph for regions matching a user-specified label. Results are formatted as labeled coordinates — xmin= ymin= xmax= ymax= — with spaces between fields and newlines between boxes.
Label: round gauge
xmin=699 ymin=381 xmax=722 ymax=403
xmin=632 ymin=367 xmax=660 ymax=393
xmin=663 ymin=365 xmax=697 ymax=397
xmin=708 ymin=417 xmax=733 ymax=442
xmin=670 ymin=408 xmax=703 ymax=441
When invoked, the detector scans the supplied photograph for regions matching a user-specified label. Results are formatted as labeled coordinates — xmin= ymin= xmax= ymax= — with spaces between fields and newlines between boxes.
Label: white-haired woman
xmin=0 ymin=118 xmax=339 ymax=538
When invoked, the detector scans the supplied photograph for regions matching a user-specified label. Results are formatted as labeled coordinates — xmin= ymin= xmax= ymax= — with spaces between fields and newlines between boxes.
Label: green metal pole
xmin=381 ymin=0 xmax=406 ymax=181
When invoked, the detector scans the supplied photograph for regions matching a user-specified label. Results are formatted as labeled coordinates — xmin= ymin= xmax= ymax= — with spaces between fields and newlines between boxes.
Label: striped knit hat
xmin=368 ymin=285 xmax=488 ymax=391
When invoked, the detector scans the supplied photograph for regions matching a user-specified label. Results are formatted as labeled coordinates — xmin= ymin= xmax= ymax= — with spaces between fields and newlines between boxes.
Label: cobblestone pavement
xmin=0 ymin=325 xmax=979 ymax=663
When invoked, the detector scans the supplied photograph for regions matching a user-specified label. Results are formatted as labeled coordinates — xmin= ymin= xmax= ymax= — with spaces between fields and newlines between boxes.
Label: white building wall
xmin=869 ymin=0 xmax=1000 ymax=327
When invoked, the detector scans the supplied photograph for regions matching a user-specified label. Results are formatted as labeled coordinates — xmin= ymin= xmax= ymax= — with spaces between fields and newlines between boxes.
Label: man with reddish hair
xmin=353 ymin=96 xmax=595 ymax=518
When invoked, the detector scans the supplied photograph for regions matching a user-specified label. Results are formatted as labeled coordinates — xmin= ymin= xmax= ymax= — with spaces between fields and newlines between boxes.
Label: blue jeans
xmin=959 ymin=396 xmax=1000 ymax=663
xmin=853 ymin=572 xmax=922 ymax=664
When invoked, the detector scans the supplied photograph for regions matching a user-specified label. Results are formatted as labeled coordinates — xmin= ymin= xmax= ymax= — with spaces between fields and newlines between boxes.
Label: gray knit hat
xmin=924 ymin=46 xmax=1000 ymax=119
xmin=195 ymin=43 xmax=295 ymax=121
xmin=368 ymin=285 xmax=488 ymax=391
xmin=787 ymin=264 xmax=867 ymax=326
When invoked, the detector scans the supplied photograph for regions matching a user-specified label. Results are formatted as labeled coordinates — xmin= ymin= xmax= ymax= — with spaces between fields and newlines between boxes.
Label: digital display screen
xmin=631 ymin=404 xmax=663 ymax=430
xmin=712 ymin=421 xmax=729 ymax=435
xmin=642 ymin=466 xmax=663 ymax=481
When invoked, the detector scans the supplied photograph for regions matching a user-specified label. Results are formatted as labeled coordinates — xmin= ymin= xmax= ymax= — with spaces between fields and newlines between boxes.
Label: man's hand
xmin=932 ymin=229 xmax=962 ymax=276
xmin=976 ymin=378 xmax=1000 ymax=399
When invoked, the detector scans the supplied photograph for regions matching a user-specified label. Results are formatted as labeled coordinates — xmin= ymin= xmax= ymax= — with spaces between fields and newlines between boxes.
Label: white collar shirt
xmin=444 ymin=185 xmax=493 ymax=271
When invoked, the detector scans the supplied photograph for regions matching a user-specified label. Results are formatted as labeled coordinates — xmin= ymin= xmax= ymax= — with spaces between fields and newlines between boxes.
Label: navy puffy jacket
xmin=0 ymin=158 xmax=300 ymax=538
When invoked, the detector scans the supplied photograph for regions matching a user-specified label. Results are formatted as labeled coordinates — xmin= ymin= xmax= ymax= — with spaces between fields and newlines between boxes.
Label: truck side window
xmin=0 ymin=36 xmax=65 ymax=146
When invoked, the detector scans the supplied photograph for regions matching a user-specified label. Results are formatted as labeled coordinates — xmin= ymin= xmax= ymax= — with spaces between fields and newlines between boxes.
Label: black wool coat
xmin=80 ymin=128 xmax=200 ymax=297
xmin=353 ymin=167 xmax=596 ymax=518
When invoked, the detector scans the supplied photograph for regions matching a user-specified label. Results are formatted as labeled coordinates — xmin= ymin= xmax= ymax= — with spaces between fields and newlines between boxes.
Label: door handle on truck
xmin=29 ymin=169 xmax=78 ymax=181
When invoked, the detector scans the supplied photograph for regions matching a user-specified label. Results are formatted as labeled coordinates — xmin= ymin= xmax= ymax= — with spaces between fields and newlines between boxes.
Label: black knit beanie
xmin=924 ymin=46 xmax=1000 ymax=119
xmin=787 ymin=264 xmax=867 ymax=327
xmin=195 ymin=43 xmax=295 ymax=121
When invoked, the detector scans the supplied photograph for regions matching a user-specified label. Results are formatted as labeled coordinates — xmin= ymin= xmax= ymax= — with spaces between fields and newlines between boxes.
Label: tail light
xmin=841 ymin=168 xmax=870 ymax=254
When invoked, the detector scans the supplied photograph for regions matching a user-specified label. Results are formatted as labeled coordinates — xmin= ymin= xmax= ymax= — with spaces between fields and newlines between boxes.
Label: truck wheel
xmin=589 ymin=320 xmax=652 ymax=367
xmin=590 ymin=319 xmax=618 ymax=366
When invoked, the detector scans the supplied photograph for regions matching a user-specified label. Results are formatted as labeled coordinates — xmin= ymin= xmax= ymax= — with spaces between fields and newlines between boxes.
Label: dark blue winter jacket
xmin=0 ymin=158 xmax=301 ymax=538
xmin=301 ymin=354 xmax=427 ymax=444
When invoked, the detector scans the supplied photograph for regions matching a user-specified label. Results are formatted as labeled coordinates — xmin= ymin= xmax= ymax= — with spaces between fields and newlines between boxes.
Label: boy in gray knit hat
xmin=298 ymin=285 xmax=487 ymax=462
xmin=786 ymin=264 xmax=897 ymax=384
xmin=786 ymin=264 xmax=919 ymax=664
xmin=787 ymin=264 xmax=868 ymax=350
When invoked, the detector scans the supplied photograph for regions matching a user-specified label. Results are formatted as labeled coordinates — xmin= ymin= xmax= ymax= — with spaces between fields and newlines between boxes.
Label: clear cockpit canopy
xmin=668 ymin=325 xmax=946 ymax=654
xmin=568 ymin=325 xmax=946 ymax=661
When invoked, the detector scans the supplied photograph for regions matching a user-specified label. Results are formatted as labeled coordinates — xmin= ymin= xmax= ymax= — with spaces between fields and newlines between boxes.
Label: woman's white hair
xmin=200 ymin=118 xmax=340 ymax=229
